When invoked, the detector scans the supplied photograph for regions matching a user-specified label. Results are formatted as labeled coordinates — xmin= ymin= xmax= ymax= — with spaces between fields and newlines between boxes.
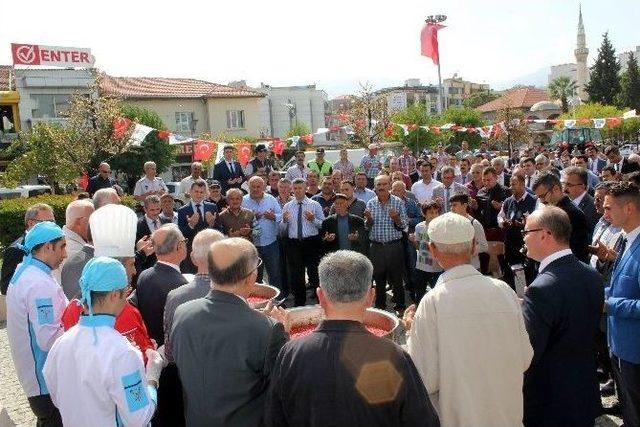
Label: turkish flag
xmin=421 ymin=23 xmax=445 ymax=65
xmin=112 ymin=117 xmax=132 ymax=139
xmin=193 ymin=140 xmax=216 ymax=161
xmin=78 ymin=170 xmax=89 ymax=191
xmin=430 ymin=126 xmax=441 ymax=135
xmin=301 ymin=134 xmax=314 ymax=144
xmin=272 ymin=138 xmax=284 ymax=156
xmin=384 ymin=125 xmax=395 ymax=137
xmin=606 ymin=117 xmax=622 ymax=128
xmin=157 ymin=130 xmax=170 ymax=139
xmin=237 ymin=143 xmax=252 ymax=166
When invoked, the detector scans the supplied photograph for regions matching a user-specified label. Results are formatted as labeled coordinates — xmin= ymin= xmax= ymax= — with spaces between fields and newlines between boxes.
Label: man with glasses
xmin=171 ymin=238 xmax=289 ymax=427
xmin=532 ymin=172 xmax=591 ymax=263
xmin=1 ymin=203 xmax=55 ymax=295
xmin=521 ymin=206 xmax=603 ymax=427
xmin=136 ymin=223 xmax=188 ymax=427
xmin=561 ymin=166 xmax=600 ymax=233
xmin=86 ymin=162 xmax=120 ymax=197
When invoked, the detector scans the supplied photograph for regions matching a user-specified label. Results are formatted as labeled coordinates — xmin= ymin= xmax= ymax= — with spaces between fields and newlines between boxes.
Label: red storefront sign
xmin=11 ymin=43 xmax=94 ymax=68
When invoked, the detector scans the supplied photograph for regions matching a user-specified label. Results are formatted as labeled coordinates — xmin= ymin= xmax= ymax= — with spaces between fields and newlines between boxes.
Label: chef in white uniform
xmin=6 ymin=221 xmax=68 ymax=426
xmin=43 ymin=257 xmax=165 ymax=427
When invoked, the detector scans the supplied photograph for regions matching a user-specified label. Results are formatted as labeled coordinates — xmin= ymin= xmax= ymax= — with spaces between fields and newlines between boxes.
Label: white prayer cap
xmin=368 ymin=143 xmax=377 ymax=150
xmin=90 ymin=204 xmax=137 ymax=257
xmin=427 ymin=212 xmax=475 ymax=245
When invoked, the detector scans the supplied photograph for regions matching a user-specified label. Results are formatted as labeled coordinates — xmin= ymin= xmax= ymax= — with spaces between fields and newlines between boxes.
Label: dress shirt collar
xmin=513 ymin=192 xmax=529 ymax=203
xmin=571 ymin=191 xmax=587 ymax=207
xmin=538 ymin=248 xmax=573 ymax=273
xmin=157 ymin=260 xmax=181 ymax=273
xmin=624 ymin=224 xmax=640 ymax=252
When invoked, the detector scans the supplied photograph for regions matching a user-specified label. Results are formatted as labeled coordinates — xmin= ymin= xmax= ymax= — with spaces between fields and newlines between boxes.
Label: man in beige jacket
xmin=404 ymin=212 xmax=533 ymax=427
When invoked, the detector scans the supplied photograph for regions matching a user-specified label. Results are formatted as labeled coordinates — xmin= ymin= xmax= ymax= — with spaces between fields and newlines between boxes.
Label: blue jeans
xmin=256 ymin=241 xmax=282 ymax=290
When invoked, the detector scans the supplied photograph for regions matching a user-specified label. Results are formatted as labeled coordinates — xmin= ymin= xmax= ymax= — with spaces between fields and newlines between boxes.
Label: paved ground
xmin=0 ymin=317 xmax=623 ymax=427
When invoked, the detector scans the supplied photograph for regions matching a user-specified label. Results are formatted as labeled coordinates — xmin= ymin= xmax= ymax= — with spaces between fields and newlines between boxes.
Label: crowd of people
xmin=2 ymin=139 xmax=640 ymax=427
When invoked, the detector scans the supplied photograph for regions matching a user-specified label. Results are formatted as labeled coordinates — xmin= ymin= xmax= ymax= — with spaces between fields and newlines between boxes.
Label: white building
xmin=247 ymin=83 xmax=328 ymax=144
xmin=14 ymin=68 xmax=95 ymax=131
xmin=549 ymin=63 xmax=578 ymax=85
xmin=619 ymin=46 xmax=640 ymax=72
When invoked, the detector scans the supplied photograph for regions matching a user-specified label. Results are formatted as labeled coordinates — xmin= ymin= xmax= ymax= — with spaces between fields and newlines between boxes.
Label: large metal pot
xmin=248 ymin=283 xmax=280 ymax=309
xmin=286 ymin=305 xmax=400 ymax=341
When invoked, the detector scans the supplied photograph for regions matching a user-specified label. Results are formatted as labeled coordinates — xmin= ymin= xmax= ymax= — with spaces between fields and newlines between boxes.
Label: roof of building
xmin=530 ymin=101 xmax=561 ymax=112
xmin=0 ymin=65 xmax=15 ymax=91
xmin=100 ymin=74 xmax=265 ymax=99
xmin=476 ymin=87 xmax=550 ymax=113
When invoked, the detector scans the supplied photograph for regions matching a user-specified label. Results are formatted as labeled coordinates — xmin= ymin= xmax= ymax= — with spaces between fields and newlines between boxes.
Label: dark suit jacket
xmin=264 ymin=320 xmax=439 ymax=427
xmin=576 ymin=193 xmax=600 ymax=235
xmin=556 ymin=196 xmax=591 ymax=263
xmin=619 ymin=157 xmax=640 ymax=175
xmin=135 ymin=216 xmax=171 ymax=275
xmin=171 ymin=290 xmax=288 ymax=427
xmin=177 ymin=202 xmax=219 ymax=273
xmin=589 ymin=157 xmax=606 ymax=173
xmin=319 ymin=214 xmax=367 ymax=255
xmin=213 ymin=159 xmax=246 ymax=193
xmin=1 ymin=235 xmax=24 ymax=295
xmin=522 ymin=254 xmax=603 ymax=427
xmin=136 ymin=262 xmax=188 ymax=346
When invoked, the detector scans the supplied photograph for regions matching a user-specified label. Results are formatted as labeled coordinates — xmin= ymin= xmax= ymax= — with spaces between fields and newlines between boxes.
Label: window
xmin=175 ymin=112 xmax=194 ymax=133
xmin=226 ymin=110 xmax=245 ymax=129
xmin=30 ymin=94 xmax=71 ymax=119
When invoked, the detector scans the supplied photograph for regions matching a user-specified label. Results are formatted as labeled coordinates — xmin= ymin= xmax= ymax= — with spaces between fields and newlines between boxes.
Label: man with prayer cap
xmin=43 ymin=257 xmax=164 ymax=427
xmin=61 ymin=203 xmax=155 ymax=361
xmin=6 ymin=221 xmax=68 ymax=426
xmin=404 ymin=212 xmax=533 ymax=427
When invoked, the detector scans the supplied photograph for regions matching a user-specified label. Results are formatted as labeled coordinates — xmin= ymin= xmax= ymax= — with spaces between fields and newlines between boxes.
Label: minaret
xmin=575 ymin=4 xmax=589 ymax=100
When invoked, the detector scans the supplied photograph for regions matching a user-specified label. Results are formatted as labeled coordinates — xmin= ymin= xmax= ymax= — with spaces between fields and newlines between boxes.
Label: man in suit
xmin=1 ymin=203 xmax=54 ymax=295
xmin=432 ymin=166 xmax=469 ymax=214
xmin=492 ymin=156 xmax=512 ymax=187
xmin=586 ymin=145 xmax=607 ymax=174
xmin=135 ymin=195 xmax=170 ymax=275
xmin=136 ymin=223 xmax=188 ymax=427
xmin=177 ymin=179 xmax=219 ymax=273
xmin=320 ymin=194 xmax=367 ymax=255
xmin=561 ymin=166 xmax=600 ymax=234
xmin=522 ymin=206 xmax=603 ymax=427
xmin=606 ymin=145 xmax=640 ymax=175
xmin=603 ymin=182 xmax=640 ymax=426
xmin=171 ymin=238 xmax=289 ymax=427
xmin=571 ymin=155 xmax=601 ymax=190
xmin=266 ymin=250 xmax=440 ymax=427
xmin=213 ymin=144 xmax=246 ymax=193
xmin=533 ymin=171 xmax=591 ymax=263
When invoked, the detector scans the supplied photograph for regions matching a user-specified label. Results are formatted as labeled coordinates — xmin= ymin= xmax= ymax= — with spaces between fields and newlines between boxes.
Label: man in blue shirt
xmin=242 ymin=176 xmax=283 ymax=292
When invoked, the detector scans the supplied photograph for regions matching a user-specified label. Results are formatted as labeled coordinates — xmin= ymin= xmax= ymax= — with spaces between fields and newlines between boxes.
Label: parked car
xmin=0 ymin=185 xmax=52 ymax=200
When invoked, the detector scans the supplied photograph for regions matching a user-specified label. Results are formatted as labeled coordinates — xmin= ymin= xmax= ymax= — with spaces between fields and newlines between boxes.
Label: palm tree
xmin=548 ymin=76 xmax=578 ymax=113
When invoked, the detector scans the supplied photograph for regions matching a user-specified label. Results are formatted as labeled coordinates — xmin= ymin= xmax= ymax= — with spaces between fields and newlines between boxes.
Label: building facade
xmin=618 ymin=46 xmax=640 ymax=72
xmin=375 ymin=79 xmax=440 ymax=114
xmin=549 ymin=63 xmax=578 ymax=85
xmin=443 ymin=75 xmax=490 ymax=108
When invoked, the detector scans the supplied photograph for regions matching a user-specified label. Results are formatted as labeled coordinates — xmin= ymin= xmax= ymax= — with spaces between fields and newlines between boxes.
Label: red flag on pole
xmin=272 ymin=138 xmax=284 ymax=156
xmin=193 ymin=140 xmax=216 ymax=161
xmin=237 ymin=142 xmax=252 ymax=166
xmin=420 ymin=23 xmax=445 ymax=65
xmin=112 ymin=117 xmax=132 ymax=139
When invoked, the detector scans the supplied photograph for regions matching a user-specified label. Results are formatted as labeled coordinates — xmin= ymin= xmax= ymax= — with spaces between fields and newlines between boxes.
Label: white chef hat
xmin=89 ymin=204 xmax=138 ymax=257
xmin=427 ymin=212 xmax=475 ymax=245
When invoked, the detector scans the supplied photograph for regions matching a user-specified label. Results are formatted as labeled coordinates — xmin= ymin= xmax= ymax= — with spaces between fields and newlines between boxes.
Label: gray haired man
xmin=265 ymin=250 xmax=440 ymax=427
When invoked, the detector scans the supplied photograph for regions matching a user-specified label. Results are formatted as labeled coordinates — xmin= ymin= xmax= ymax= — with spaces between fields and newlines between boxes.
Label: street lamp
xmin=425 ymin=14 xmax=447 ymax=114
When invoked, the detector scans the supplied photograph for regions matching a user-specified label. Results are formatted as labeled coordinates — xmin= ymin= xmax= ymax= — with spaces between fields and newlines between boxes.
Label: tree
xmin=619 ymin=52 xmax=640 ymax=111
xmin=463 ymin=91 xmax=499 ymax=109
xmin=1 ymin=75 xmax=128 ymax=192
xmin=390 ymin=104 xmax=433 ymax=153
xmin=339 ymin=83 xmax=388 ymax=147
xmin=107 ymin=104 xmax=175 ymax=187
xmin=585 ymin=32 xmax=621 ymax=105
xmin=558 ymin=102 xmax=640 ymax=142
xmin=493 ymin=106 xmax=529 ymax=155
xmin=548 ymin=76 xmax=578 ymax=113
xmin=285 ymin=122 xmax=311 ymax=139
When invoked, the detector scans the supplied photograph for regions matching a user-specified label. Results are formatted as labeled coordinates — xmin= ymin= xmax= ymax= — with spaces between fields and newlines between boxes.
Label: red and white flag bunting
xmin=129 ymin=123 xmax=155 ymax=147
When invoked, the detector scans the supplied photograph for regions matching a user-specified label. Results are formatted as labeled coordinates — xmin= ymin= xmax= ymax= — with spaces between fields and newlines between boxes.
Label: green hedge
xmin=0 ymin=194 xmax=137 ymax=251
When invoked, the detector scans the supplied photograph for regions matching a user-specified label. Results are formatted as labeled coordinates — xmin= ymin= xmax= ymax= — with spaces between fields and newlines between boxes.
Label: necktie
xmin=526 ymin=176 xmax=531 ymax=187
xmin=152 ymin=219 xmax=158 ymax=230
xmin=195 ymin=204 xmax=202 ymax=221
xmin=444 ymin=187 xmax=450 ymax=212
xmin=613 ymin=236 xmax=627 ymax=270
xmin=461 ymin=175 xmax=466 ymax=185
xmin=297 ymin=202 xmax=304 ymax=240
xmin=229 ymin=162 xmax=234 ymax=174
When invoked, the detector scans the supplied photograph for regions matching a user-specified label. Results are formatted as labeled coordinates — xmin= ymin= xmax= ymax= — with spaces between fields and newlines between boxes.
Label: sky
xmin=1 ymin=0 xmax=638 ymax=98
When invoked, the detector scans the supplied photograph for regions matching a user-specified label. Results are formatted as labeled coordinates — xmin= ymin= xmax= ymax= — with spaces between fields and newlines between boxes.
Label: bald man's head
xmin=207 ymin=238 xmax=259 ymax=286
